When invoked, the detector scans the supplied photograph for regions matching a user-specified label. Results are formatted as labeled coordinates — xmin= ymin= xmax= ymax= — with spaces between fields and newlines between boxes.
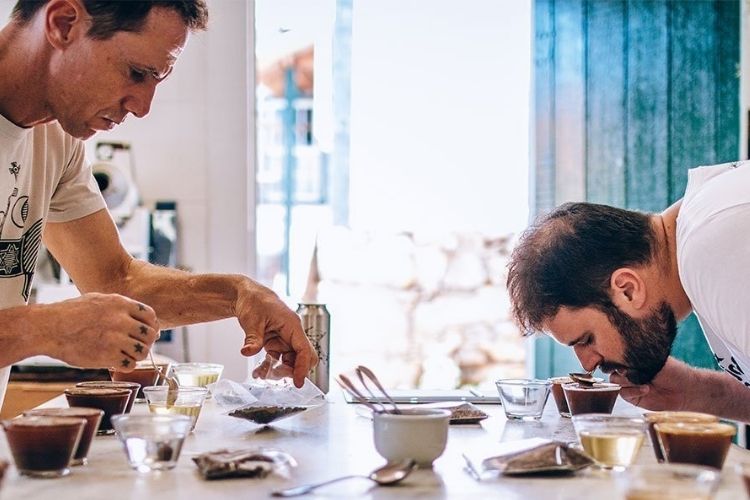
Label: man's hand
xmin=40 ymin=293 xmax=159 ymax=371
xmin=234 ymin=280 xmax=318 ymax=388
xmin=609 ymin=356 xmax=694 ymax=411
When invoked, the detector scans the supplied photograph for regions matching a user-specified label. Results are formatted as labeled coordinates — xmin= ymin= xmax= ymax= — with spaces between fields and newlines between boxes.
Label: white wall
xmin=349 ymin=0 xmax=532 ymax=236
xmin=0 ymin=0 xmax=255 ymax=382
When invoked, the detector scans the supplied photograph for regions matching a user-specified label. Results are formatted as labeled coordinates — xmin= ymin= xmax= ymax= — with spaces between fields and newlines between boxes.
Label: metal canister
xmin=296 ymin=303 xmax=330 ymax=393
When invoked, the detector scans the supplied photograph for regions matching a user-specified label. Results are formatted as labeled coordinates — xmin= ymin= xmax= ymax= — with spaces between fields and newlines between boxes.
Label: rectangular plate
xmin=342 ymin=389 xmax=501 ymax=405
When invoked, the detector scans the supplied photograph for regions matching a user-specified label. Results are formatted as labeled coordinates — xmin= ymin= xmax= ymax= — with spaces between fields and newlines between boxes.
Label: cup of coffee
xmin=563 ymin=382 xmax=620 ymax=415
xmin=109 ymin=366 xmax=160 ymax=401
xmin=64 ymin=387 xmax=131 ymax=435
xmin=643 ymin=411 xmax=718 ymax=462
xmin=23 ymin=407 xmax=104 ymax=466
xmin=2 ymin=416 xmax=86 ymax=478
xmin=655 ymin=421 xmax=736 ymax=470
xmin=76 ymin=381 xmax=140 ymax=413
xmin=548 ymin=376 xmax=573 ymax=417
xmin=373 ymin=408 xmax=451 ymax=468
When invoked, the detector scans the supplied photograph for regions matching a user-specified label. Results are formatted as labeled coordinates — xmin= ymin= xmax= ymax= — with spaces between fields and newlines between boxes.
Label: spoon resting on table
xmin=271 ymin=460 xmax=417 ymax=497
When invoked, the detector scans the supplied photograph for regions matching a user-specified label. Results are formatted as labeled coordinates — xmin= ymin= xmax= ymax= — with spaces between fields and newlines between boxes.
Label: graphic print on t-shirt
xmin=0 ymin=161 xmax=43 ymax=301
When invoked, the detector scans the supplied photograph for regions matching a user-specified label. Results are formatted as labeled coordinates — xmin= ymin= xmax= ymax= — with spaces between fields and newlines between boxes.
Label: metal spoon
xmin=569 ymin=372 xmax=600 ymax=387
xmin=271 ymin=460 xmax=417 ymax=497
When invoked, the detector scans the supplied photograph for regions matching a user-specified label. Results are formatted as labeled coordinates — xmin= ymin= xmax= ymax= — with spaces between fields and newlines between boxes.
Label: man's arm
xmin=611 ymin=356 xmax=750 ymax=422
xmin=43 ymin=209 xmax=317 ymax=386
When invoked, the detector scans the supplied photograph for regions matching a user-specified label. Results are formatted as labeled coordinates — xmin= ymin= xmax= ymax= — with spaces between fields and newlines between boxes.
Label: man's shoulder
xmin=30 ymin=121 xmax=82 ymax=164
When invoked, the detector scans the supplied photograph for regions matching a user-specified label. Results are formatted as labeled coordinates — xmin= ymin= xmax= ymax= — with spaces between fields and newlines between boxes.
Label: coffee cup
xmin=109 ymin=366 xmax=160 ymax=400
xmin=548 ymin=376 xmax=573 ymax=417
xmin=2 ymin=416 xmax=85 ymax=478
xmin=563 ymin=382 xmax=620 ymax=415
xmin=373 ymin=408 xmax=450 ymax=468
xmin=643 ymin=411 xmax=718 ymax=462
xmin=64 ymin=387 xmax=131 ymax=435
xmin=76 ymin=381 xmax=140 ymax=413
xmin=23 ymin=407 xmax=103 ymax=466
xmin=655 ymin=421 xmax=736 ymax=470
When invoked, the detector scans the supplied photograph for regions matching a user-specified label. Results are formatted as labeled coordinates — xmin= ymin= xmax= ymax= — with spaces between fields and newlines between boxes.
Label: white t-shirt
xmin=677 ymin=160 xmax=750 ymax=388
xmin=0 ymin=113 xmax=106 ymax=406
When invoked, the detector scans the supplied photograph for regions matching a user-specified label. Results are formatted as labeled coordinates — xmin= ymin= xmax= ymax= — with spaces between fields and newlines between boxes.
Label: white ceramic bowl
xmin=373 ymin=408 xmax=451 ymax=467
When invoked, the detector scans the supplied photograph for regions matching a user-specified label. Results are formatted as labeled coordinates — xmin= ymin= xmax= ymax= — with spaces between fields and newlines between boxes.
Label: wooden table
xmin=1 ymin=394 xmax=748 ymax=499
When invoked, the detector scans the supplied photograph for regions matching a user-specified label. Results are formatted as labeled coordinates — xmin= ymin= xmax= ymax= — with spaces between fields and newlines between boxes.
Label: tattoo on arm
xmin=121 ymin=358 xmax=131 ymax=368
xmin=140 ymin=325 xmax=148 ymax=336
xmin=134 ymin=342 xmax=144 ymax=354
xmin=138 ymin=303 xmax=146 ymax=312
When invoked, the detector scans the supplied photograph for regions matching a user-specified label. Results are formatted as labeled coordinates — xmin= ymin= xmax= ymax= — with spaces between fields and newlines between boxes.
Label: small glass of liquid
xmin=572 ymin=414 xmax=646 ymax=469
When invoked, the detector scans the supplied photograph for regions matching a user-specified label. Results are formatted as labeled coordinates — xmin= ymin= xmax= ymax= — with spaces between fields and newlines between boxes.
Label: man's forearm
xmin=114 ymin=259 xmax=249 ymax=329
xmin=686 ymin=368 xmax=750 ymax=423
xmin=0 ymin=305 xmax=51 ymax=367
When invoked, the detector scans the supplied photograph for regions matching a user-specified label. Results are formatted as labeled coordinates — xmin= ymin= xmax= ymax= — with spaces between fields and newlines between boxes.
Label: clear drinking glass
xmin=615 ymin=463 xmax=720 ymax=500
xmin=572 ymin=414 xmax=646 ymax=469
xmin=143 ymin=385 xmax=208 ymax=431
xmin=170 ymin=363 xmax=223 ymax=397
xmin=112 ymin=414 xmax=192 ymax=472
xmin=495 ymin=379 xmax=551 ymax=420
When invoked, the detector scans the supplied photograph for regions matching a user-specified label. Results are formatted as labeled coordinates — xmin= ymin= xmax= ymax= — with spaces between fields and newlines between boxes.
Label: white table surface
xmin=1 ymin=393 xmax=748 ymax=499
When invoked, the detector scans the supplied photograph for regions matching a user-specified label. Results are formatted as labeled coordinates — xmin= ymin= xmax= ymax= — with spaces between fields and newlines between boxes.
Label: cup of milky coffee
xmin=64 ymin=387 xmax=131 ymax=435
xmin=643 ymin=411 xmax=718 ymax=463
xmin=24 ymin=407 xmax=103 ymax=466
xmin=563 ymin=382 xmax=620 ymax=415
xmin=655 ymin=421 xmax=736 ymax=470
xmin=2 ymin=416 xmax=86 ymax=478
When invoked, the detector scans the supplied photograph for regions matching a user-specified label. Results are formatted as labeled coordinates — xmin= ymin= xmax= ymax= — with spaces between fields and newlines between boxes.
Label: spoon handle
xmin=272 ymin=474 xmax=366 ymax=497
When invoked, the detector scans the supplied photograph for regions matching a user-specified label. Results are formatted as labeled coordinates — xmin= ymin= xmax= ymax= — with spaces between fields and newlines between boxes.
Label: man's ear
xmin=610 ymin=267 xmax=647 ymax=314
xmin=44 ymin=0 xmax=86 ymax=50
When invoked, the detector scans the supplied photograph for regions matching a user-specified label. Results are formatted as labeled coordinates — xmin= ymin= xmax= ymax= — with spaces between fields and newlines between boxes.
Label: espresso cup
xmin=24 ymin=407 xmax=103 ymax=466
xmin=2 ymin=416 xmax=86 ymax=478
xmin=373 ymin=408 xmax=451 ymax=468
xmin=643 ymin=411 xmax=718 ymax=462
xmin=655 ymin=421 xmax=736 ymax=470
xmin=563 ymin=382 xmax=620 ymax=415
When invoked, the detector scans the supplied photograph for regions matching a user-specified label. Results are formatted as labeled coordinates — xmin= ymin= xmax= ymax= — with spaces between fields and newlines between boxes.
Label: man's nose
xmin=572 ymin=345 xmax=603 ymax=373
xmin=123 ymin=83 xmax=156 ymax=118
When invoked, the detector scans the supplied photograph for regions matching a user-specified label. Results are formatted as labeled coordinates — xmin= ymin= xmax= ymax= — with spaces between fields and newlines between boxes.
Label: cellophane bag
xmin=210 ymin=353 xmax=325 ymax=425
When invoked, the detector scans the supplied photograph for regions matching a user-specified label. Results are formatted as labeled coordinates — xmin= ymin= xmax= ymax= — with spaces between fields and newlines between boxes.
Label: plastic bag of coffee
xmin=192 ymin=448 xmax=297 ymax=480
xmin=464 ymin=438 xmax=593 ymax=478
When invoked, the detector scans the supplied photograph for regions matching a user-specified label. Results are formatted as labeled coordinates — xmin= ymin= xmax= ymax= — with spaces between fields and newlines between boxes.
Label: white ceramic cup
xmin=372 ymin=408 xmax=451 ymax=467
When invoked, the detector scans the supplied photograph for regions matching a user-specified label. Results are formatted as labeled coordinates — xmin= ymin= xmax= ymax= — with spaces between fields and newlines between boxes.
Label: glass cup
xmin=548 ymin=376 xmax=573 ymax=417
xmin=655 ymin=421 xmax=736 ymax=470
xmin=143 ymin=386 xmax=208 ymax=431
xmin=23 ymin=407 xmax=103 ymax=466
xmin=2 ymin=416 xmax=86 ymax=478
xmin=614 ymin=463 xmax=721 ymax=500
xmin=64 ymin=387 xmax=132 ymax=435
xmin=495 ymin=379 xmax=551 ymax=420
xmin=643 ymin=411 xmax=718 ymax=462
xmin=109 ymin=365 xmax=160 ymax=401
xmin=563 ymin=382 xmax=621 ymax=416
xmin=76 ymin=381 xmax=140 ymax=413
xmin=170 ymin=363 xmax=223 ymax=397
xmin=572 ymin=414 xmax=646 ymax=469
xmin=112 ymin=414 xmax=192 ymax=472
